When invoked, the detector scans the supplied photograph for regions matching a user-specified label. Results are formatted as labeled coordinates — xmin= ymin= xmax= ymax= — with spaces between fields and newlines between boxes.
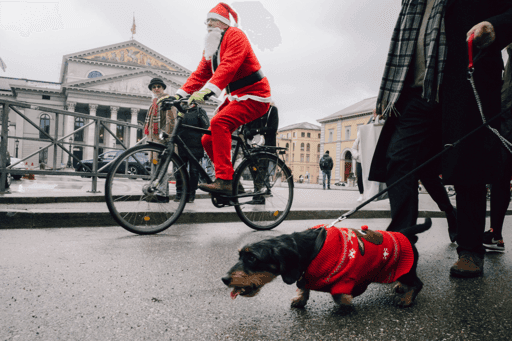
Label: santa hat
xmin=207 ymin=2 xmax=238 ymax=27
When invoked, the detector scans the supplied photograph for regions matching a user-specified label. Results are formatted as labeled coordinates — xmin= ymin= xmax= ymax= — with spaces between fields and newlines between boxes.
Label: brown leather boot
xmin=450 ymin=251 xmax=484 ymax=278
xmin=198 ymin=178 xmax=233 ymax=195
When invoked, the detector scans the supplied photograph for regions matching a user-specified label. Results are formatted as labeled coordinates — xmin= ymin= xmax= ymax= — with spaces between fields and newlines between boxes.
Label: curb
xmin=1 ymin=209 xmax=495 ymax=230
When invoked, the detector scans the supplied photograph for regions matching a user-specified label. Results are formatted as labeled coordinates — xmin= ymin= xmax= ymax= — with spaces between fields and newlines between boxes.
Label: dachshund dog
xmin=222 ymin=218 xmax=431 ymax=308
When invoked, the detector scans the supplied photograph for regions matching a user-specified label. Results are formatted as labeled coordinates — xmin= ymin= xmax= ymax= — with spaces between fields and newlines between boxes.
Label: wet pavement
xmin=1 ymin=217 xmax=511 ymax=340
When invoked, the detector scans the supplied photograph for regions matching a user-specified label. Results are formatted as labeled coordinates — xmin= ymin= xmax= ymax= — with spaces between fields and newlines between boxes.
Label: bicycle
xmin=104 ymin=99 xmax=294 ymax=235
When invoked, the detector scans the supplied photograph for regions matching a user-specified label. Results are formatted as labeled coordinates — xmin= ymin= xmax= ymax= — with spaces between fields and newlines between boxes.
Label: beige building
xmin=317 ymin=97 xmax=375 ymax=183
xmin=276 ymin=122 xmax=321 ymax=183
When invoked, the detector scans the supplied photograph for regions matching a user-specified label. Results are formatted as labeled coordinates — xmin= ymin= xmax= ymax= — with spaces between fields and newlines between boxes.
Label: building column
xmin=130 ymin=108 xmax=140 ymax=148
xmin=65 ymin=102 xmax=76 ymax=167
xmin=85 ymin=104 xmax=98 ymax=160
xmin=109 ymin=106 xmax=119 ymax=150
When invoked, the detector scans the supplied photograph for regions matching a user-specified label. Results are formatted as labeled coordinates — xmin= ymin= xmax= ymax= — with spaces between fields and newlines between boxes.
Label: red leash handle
xmin=468 ymin=33 xmax=475 ymax=70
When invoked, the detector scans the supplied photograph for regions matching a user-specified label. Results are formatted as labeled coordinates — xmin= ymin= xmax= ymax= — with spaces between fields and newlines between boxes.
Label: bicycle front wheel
xmin=233 ymin=153 xmax=294 ymax=230
xmin=105 ymin=144 xmax=189 ymax=235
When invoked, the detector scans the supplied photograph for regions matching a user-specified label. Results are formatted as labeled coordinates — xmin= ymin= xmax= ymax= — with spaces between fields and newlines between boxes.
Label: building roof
xmin=278 ymin=122 xmax=321 ymax=132
xmin=318 ymin=96 xmax=376 ymax=123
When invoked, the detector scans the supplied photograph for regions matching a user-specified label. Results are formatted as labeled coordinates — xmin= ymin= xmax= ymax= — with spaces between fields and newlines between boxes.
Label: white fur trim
xmin=176 ymin=89 xmax=189 ymax=98
xmin=207 ymin=12 xmax=231 ymax=26
xmin=203 ymin=82 xmax=222 ymax=97
xmin=227 ymin=94 xmax=273 ymax=103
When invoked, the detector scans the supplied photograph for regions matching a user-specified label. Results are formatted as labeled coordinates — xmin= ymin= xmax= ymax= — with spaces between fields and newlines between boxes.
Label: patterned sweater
xmin=304 ymin=225 xmax=414 ymax=297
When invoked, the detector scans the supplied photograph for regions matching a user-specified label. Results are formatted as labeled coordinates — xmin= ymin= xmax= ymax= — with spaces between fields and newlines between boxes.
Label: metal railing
xmin=0 ymin=98 xmax=145 ymax=194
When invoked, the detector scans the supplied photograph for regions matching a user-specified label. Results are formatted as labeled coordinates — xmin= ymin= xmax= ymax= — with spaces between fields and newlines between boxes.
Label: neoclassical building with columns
xmin=0 ymin=40 xmax=218 ymax=167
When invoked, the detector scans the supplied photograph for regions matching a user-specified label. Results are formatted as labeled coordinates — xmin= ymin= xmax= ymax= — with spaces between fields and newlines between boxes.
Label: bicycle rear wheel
xmin=233 ymin=153 xmax=294 ymax=230
xmin=105 ymin=144 xmax=189 ymax=235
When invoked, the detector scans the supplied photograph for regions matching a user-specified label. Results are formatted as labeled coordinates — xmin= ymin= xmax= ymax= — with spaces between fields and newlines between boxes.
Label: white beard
xmin=204 ymin=27 xmax=223 ymax=61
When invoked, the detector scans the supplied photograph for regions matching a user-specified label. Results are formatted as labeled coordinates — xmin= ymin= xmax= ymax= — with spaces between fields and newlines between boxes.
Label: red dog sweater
xmin=304 ymin=225 xmax=414 ymax=297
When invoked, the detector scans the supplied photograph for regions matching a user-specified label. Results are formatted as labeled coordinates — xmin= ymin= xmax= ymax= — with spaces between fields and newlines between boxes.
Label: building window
xmin=307 ymin=132 xmax=311 ymax=138
xmin=345 ymin=126 xmax=352 ymax=140
xmin=293 ymin=142 xmax=295 ymax=151
xmin=328 ymin=129 xmax=334 ymax=142
xmin=285 ymin=143 xmax=289 ymax=150
xmin=293 ymin=132 xmax=296 ymax=137
xmin=317 ymin=144 xmax=320 ymax=152
xmin=287 ymin=133 xmax=290 ymax=138
xmin=87 ymin=71 xmax=103 ymax=78
xmin=39 ymin=114 xmax=51 ymax=139
xmin=306 ymin=143 xmax=310 ymax=152
xmin=300 ymin=154 xmax=304 ymax=162
xmin=137 ymin=121 xmax=144 ymax=142
xmin=292 ymin=154 xmax=295 ymax=162
xmin=317 ymin=155 xmax=320 ymax=162
xmin=301 ymin=143 xmax=305 ymax=151
xmin=99 ymin=125 xmax=105 ymax=144
xmin=116 ymin=124 xmax=125 ymax=145
xmin=318 ymin=133 xmax=321 ymax=138
xmin=301 ymin=132 xmax=305 ymax=137
xmin=286 ymin=155 xmax=289 ymax=162
xmin=74 ymin=117 xmax=84 ymax=142
xmin=306 ymin=154 xmax=310 ymax=163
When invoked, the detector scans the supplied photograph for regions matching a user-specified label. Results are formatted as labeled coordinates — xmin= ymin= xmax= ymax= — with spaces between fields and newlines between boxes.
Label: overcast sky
xmin=0 ymin=0 xmax=403 ymax=128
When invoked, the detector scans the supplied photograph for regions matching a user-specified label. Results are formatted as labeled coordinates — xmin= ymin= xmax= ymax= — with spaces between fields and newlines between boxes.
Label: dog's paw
xmin=393 ymin=283 xmax=423 ymax=307
xmin=393 ymin=281 xmax=406 ymax=294
xmin=333 ymin=294 xmax=353 ymax=306
xmin=291 ymin=296 xmax=308 ymax=309
xmin=291 ymin=289 xmax=310 ymax=309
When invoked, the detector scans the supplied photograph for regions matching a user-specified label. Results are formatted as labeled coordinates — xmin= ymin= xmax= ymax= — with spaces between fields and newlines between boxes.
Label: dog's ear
xmin=275 ymin=241 xmax=301 ymax=285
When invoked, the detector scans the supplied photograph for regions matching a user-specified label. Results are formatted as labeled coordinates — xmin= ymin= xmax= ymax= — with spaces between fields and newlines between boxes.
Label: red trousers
xmin=202 ymin=99 xmax=270 ymax=180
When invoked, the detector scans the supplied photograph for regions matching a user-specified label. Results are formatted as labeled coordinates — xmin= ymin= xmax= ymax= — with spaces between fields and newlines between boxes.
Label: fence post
xmin=0 ymin=104 xmax=9 ymax=193
xmin=53 ymin=111 xmax=59 ymax=170
xmin=89 ymin=118 xmax=101 ymax=193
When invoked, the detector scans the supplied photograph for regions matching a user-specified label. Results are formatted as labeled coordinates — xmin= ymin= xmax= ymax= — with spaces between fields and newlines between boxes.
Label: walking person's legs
xmin=385 ymin=89 xmax=442 ymax=232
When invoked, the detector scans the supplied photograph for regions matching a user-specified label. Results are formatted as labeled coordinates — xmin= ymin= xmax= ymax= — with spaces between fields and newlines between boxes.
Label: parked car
xmin=75 ymin=150 xmax=150 ymax=177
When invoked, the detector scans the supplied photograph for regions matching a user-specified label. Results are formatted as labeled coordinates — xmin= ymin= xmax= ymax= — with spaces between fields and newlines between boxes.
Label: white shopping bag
xmin=359 ymin=118 xmax=388 ymax=201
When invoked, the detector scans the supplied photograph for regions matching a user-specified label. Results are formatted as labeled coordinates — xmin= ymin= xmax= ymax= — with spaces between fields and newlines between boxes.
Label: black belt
xmin=226 ymin=70 xmax=265 ymax=94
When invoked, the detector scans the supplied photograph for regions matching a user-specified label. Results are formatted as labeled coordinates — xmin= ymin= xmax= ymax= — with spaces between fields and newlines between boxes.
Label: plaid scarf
xmin=144 ymin=94 xmax=171 ymax=135
xmin=376 ymin=0 xmax=447 ymax=118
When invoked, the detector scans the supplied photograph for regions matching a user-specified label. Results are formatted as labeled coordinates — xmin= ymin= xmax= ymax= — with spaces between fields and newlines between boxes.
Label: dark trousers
xmin=490 ymin=165 xmax=512 ymax=239
xmin=356 ymin=162 xmax=364 ymax=194
xmin=385 ymin=89 xmax=486 ymax=256
xmin=176 ymin=152 xmax=201 ymax=199
xmin=385 ymin=88 xmax=443 ymax=232
xmin=322 ymin=170 xmax=331 ymax=189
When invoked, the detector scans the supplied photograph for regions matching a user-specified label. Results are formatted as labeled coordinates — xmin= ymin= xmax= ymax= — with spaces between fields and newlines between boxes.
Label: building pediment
xmin=64 ymin=69 xmax=181 ymax=97
xmin=60 ymin=40 xmax=191 ymax=83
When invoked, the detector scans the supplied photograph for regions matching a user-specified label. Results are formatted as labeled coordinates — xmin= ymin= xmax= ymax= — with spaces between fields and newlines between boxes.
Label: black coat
xmin=177 ymin=107 xmax=210 ymax=159
xmin=370 ymin=0 xmax=512 ymax=185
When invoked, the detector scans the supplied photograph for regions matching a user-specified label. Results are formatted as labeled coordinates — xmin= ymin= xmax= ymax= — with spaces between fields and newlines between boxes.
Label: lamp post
xmin=67 ymin=137 xmax=73 ymax=168
xmin=15 ymin=139 xmax=19 ymax=158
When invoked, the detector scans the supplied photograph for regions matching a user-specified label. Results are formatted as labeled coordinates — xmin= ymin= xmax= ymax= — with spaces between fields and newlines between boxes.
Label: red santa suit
xmin=177 ymin=26 xmax=272 ymax=180
xmin=304 ymin=225 xmax=415 ymax=297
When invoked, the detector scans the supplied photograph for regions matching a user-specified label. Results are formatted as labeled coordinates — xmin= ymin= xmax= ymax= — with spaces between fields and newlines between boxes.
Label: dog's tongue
xmin=230 ymin=289 xmax=239 ymax=300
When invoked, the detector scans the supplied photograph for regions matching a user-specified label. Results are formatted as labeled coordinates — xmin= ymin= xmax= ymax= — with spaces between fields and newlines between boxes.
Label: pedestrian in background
xmin=369 ymin=0 xmax=512 ymax=277
xmin=175 ymin=106 xmax=210 ymax=203
xmin=484 ymin=43 xmax=512 ymax=252
xmin=352 ymin=130 xmax=364 ymax=201
xmin=319 ymin=150 xmax=333 ymax=190
xmin=144 ymin=78 xmax=175 ymax=144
